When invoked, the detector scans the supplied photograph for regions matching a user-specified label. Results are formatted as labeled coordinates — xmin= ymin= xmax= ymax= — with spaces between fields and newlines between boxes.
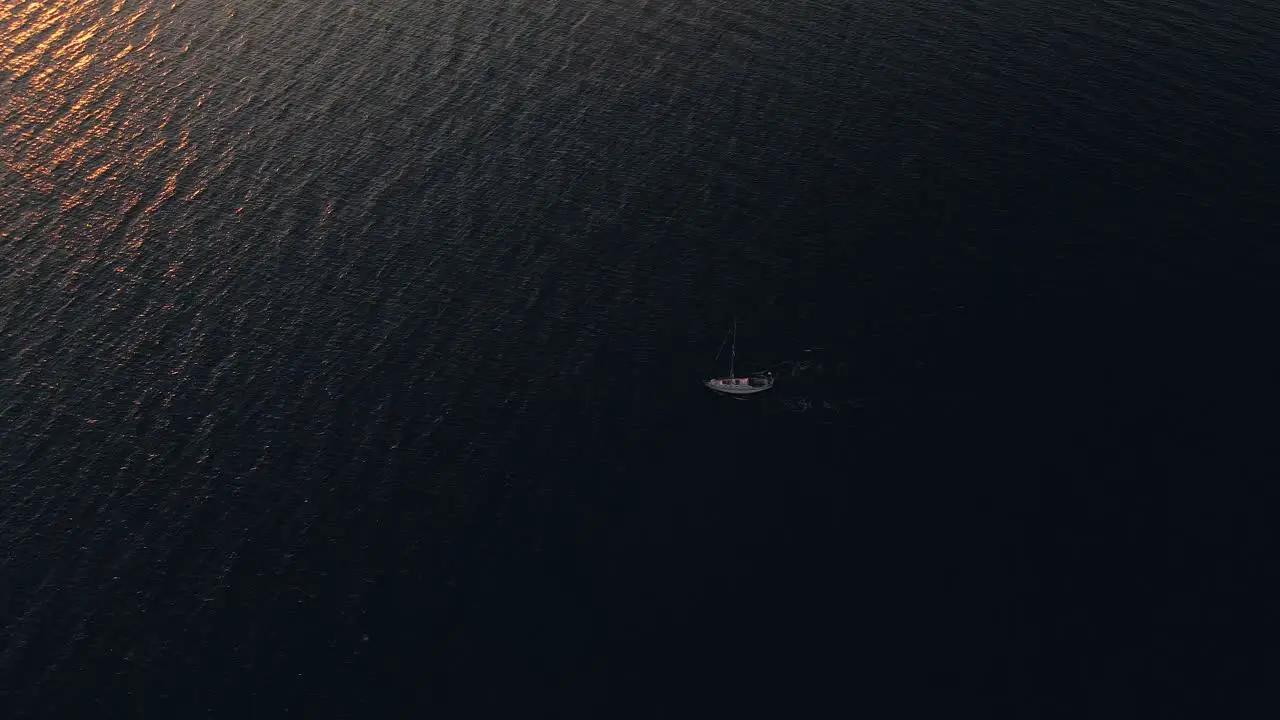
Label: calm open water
xmin=3 ymin=0 xmax=1278 ymax=717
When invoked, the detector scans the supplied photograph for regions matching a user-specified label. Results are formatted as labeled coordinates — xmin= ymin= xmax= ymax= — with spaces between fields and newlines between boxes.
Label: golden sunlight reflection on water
xmin=1 ymin=0 xmax=205 ymax=262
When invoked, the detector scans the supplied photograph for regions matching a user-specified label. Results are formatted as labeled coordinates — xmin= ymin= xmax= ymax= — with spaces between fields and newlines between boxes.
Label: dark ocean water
xmin=2 ymin=0 xmax=1278 ymax=716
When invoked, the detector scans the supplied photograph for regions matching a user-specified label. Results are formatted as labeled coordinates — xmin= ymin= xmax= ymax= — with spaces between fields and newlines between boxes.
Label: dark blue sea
xmin=2 ymin=0 xmax=1278 ymax=716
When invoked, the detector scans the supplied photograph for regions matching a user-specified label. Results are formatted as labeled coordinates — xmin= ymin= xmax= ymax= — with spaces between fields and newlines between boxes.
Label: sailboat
xmin=705 ymin=318 xmax=774 ymax=395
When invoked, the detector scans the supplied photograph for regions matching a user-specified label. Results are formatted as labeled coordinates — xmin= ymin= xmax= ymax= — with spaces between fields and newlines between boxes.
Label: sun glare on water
xmin=1 ymin=0 xmax=202 ymax=261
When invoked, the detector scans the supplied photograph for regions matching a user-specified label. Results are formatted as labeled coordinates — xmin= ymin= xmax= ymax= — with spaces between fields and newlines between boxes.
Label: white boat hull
xmin=705 ymin=375 xmax=774 ymax=395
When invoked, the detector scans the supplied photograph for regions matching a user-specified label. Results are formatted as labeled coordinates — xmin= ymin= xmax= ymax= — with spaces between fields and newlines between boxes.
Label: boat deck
xmin=705 ymin=376 xmax=773 ymax=395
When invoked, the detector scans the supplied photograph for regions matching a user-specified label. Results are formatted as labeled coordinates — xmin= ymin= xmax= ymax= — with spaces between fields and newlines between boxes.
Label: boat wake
xmin=766 ymin=355 xmax=867 ymax=417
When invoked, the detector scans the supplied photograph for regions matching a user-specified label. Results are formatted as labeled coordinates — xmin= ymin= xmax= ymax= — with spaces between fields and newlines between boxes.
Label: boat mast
xmin=730 ymin=317 xmax=736 ymax=377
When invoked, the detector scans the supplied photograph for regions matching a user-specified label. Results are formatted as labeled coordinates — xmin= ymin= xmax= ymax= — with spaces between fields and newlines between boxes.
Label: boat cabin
xmin=713 ymin=376 xmax=769 ymax=388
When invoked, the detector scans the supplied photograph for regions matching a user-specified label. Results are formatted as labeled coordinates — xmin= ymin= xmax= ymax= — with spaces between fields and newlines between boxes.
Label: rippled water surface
xmin=3 ymin=0 xmax=1278 ymax=716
